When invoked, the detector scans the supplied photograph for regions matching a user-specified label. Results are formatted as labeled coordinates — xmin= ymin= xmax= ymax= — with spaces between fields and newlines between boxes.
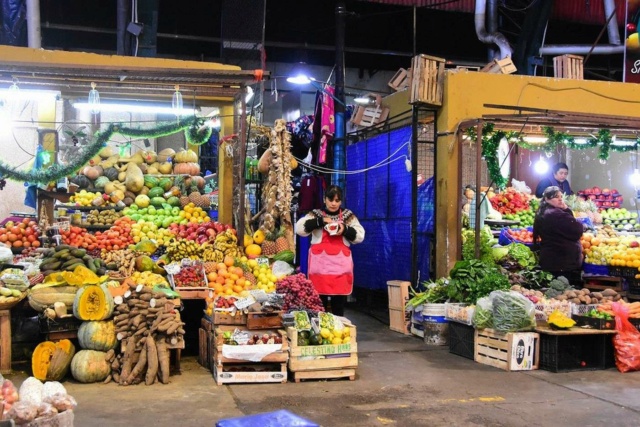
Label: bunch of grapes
xmin=276 ymin=273 xmax=324 ymax=312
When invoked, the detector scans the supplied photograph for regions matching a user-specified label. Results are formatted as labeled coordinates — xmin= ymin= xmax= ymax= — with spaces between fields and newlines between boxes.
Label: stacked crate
xmin=286 ymin=323 xmax=358 ymax=382
xmin=212 ymin=324 xmax=288 ymax=385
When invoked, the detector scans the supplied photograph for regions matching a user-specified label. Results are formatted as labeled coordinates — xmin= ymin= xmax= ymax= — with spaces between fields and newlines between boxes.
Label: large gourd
xmin=28 ymin=286 xmax=78 ymax=312
xmin=73 ymin=284 xmax=114 ymax=321
xmin=174 ymin=148 xmax=198 ymax=163
xmin=124 ymin=161 xmax=144 ymax=193
xmin=70 ymin=350 xmax=111 ymax=383
xmin=32 ymin=339 xmax=76 ymax=381
xmin=78 ymin=320 xmax=118 ymax=351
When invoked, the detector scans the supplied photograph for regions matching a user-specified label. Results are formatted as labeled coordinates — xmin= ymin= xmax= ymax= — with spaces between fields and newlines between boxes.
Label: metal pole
xmin=332 ymin=2 xmax=347 ymax=189
xmin=474 ymin=121 xmax=483 ymax=259
xmin=411 ymin=106 xmax=419 ymax=287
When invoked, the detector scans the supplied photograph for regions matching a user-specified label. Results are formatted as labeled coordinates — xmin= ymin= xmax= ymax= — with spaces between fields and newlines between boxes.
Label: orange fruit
xmin=216 ymin=262 xmax=226 ymax=271
xmin=232 ymin=285 xmax=243 ymax=293
xmin=224 ymin=256 xmax=235 ymax=267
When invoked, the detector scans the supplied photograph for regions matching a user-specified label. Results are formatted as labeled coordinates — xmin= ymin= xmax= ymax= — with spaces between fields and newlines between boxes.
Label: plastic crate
xmin=571 ymin=304 xmax=600 ymax=316
xmin=627 ymin=277 xmax=640 ymax=296
xmin=444 ymin=302 xmax=474 ymax=325
xmin=216 ymin=410 xmax=319 ymax=427
xmin=571 ymin=315 xmax=615 ymax=330
xmin=535 ymin=301 xmax=572 ymax=322
xmin=582 ymin=263 xmax=609 ymax=276
xmin=448 ymin=321 xmax=475 ymax=360
xmin=539 ymin=333 xmax=613 ymax=372
xmin=607 ymin=266 xmax=637 ymax=278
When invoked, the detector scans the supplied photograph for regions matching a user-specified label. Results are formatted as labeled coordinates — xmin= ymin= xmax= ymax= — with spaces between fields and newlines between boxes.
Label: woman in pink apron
xmin=295 ymin=186 xmax=365 ymax=316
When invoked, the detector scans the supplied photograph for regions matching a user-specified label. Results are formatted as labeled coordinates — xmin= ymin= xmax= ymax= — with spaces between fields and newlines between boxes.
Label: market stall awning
xmin=0 ymin=46 xmax=267 ymax=103
xmin=459 ymin=104 xmax=640 ymax=139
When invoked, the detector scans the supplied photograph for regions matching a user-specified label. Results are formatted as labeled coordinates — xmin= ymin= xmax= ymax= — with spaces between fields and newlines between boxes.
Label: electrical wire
xmin=516 ymin=82 xmax=640 ymax=107
xmin=500 ymin=0 xmax=540 ymax=13
xmin=132 ymin=0 xmax=139 ymax=57
xmin=294 ymin=140 xmax=411 ymax=175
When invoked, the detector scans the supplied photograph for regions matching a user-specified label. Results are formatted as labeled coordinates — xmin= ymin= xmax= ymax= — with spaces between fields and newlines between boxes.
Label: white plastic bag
xmin=0 ymin=246 xmax=13 ymax=264
xmin=511 ymin=179 xmax=531 ymax=195
xmin=271 ymin=260 xmax=294 ymax=277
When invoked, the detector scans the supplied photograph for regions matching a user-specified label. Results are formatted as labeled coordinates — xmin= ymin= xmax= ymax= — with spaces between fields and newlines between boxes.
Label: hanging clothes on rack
xmin=318 ymin=85 xmax=335 ymax=165
xmin=298 ymin=173 xmax=326 ymax=214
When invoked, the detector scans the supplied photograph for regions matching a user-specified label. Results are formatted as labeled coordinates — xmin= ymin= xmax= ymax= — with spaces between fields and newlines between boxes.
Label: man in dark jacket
xmin=535 ymin=162 xmax=573 ymax=198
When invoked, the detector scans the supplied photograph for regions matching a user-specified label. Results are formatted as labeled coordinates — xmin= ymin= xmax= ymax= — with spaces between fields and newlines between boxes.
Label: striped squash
xmin=78 ymin=320 xmax=118 ymax=351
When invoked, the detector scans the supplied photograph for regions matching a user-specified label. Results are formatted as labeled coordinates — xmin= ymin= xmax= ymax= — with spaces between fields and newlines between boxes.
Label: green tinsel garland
xmin=0 ymin=115 xmax=214 ymax=184
xmin=465 ymin=124 xmax=640 ymax=191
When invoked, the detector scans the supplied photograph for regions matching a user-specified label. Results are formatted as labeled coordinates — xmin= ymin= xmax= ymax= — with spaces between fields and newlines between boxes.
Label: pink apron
xmin=307 ymin=213 xmax=353 ymax=295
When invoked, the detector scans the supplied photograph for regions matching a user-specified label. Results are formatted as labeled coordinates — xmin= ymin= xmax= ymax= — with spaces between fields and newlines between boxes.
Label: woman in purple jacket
xmin=533 ymin=186 xmax=585 ymax=287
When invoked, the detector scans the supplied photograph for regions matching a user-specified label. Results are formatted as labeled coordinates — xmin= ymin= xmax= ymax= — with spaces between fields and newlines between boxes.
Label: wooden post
xmin=217 ymin=139 xmax=234 ymax=225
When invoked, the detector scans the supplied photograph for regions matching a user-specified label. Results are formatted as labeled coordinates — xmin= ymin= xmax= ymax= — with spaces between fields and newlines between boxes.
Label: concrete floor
xmin=6 ymin=308 xmax=640 ymax=427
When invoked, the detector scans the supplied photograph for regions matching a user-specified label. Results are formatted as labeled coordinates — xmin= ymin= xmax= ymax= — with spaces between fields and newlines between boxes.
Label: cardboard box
xmin=475 ymin=328 xmax=539 ymax=371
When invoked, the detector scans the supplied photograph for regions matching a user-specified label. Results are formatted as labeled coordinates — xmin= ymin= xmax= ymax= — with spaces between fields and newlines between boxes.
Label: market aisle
xmin=8 ymin=307 xmax=640 ymax=426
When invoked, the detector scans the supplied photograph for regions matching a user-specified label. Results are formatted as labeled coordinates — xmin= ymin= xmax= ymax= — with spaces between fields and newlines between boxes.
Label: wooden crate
xmin=388 ymin=67 xmax=410 ymax=91
xmin=387 ymin=280 xmax=411 ymax=309
xmin=201 ymin=316 xmax=213 ymax=333
xmin=480 ymin=57 xmax=517 ymax=74
xmin=286 ymin=325 xmax=357 ymax=382
xmin=351 ymin=105 xmax=389 ymax=127
xmin=553 ymin=54 xmax=584 ymax=80
xmin=247 ymin=311 xmax=283 ymax=330
xmin=213 ymin=362 xmax=288 ymax=385
xmin=198 ymin=327 xmax=213 ymax=370
xmin=0 ymin=310 xmax=10 ymax=374
xmin=389 ymin=307 xmax=410 ymax=335
xmin=409 ymin=54 xmax=445 ymax=106
xmin=475 ymin=329 xmax=539 ymax=371
xmin=212 ymin=325 xmax=289 ymax=365
xmin=213 ymin=310 xmax=248 ymax=326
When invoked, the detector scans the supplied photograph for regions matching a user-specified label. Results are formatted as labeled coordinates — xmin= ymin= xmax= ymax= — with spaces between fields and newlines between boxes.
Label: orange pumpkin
xmin=173 ymin=162 xmax=200 ymax=176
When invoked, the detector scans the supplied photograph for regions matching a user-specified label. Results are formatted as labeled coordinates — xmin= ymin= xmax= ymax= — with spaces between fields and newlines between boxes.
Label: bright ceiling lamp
xmin=172 ymin=85 xmax=184 ymax=117
xmin=534 ymin=156 xmax=549 ymax=175
xmin=245 ymin=86 xmax=255 ymax=103
xmin=73 ymin=102 xmax=197 ymax=115
xmin=286 ymin=74 xmax=311 ymax=85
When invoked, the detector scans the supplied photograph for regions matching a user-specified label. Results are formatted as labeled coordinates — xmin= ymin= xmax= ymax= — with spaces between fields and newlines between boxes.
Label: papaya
xmin=158 ymin=177 xmax=173 ymax=191
xmin=134 ymin=255 xmax=155 ymax=272
xmin=167 ymin=196 xmax=181 ymax=207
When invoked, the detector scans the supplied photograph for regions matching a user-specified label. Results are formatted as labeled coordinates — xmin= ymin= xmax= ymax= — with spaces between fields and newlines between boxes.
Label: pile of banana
xmin=213 ymin=230 xmax=240 ymax=258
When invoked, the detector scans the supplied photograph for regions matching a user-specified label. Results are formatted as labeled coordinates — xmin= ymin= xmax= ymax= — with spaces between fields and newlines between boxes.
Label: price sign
xmin=234 ymin=295 xmax=256 ymax=309
xmin=256 ymin=257 xmax=270 ymax=266
xmin=249 ymin=289 xmax=269 ymax=302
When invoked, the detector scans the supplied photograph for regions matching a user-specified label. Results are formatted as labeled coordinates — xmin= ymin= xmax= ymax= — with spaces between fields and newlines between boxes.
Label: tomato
xmin=31 ymin=240 xmax=40 ymax=248
xmin=12 ymin=240 xmax=22 ymax=248
xmin=10 ymin=226 xmax=20 ymax=235
xmin=0 ymin=235 xmax=6 ymax=243
xmin=6 ymin=233 xmax=17 ymax=242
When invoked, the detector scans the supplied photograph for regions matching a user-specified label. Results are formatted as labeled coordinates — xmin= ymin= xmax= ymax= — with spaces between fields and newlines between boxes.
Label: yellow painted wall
xmin=435 ymin=71 xmax=640 ymax=277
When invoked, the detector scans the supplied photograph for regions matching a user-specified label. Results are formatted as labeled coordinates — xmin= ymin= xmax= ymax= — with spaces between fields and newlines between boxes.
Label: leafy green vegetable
xmin=507 ymin=243 xmax=537 ymax=268
xmin=447 ymin=260 xmax=511 ymax=304
xmin=491 ymin=291 xmax=536 ymax=332
xmin=405 ymin=277 xmax=450 ymax=311
xmin=462 ymin=226 xmax=497 ymax=265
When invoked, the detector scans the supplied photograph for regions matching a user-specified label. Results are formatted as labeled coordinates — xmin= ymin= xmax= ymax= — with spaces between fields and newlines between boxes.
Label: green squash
xmin=167 ymin=196 xmax=181 ymax=207
xmin=73 ymin=284 xmax=115 ymax=321
xmin=70 ymin=350 xmax=111 ymax=383
xmin=102 ymin=167 xmax=119 ymax=181
xmin=78 ymin=320 xmax=118 ymax=351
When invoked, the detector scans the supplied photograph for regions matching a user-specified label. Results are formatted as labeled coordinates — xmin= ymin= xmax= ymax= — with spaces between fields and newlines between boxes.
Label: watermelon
xmin=273 ymin=250 xmax=294 ymax=263
xmin=151 ymin=197 xmax=166 ymax=207
xmin=144 ymin=176 xmax=159 ymax=188
xmin=148 ymin=187 xmax=165 ymax=199
xmin=158 ymin=177 xmax=173 ymax=191
xmin=167 ymin=196 xmax=181 ymax=207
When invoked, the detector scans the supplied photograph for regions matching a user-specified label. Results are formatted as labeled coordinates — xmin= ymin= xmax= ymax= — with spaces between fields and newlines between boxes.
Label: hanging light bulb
xmin=88 ymin=82 xmax=100 ymax=115
xmin=534 ymin=156 xmax=549 ymax=174
xmin=545 ymin=151 xmax=553 ymax=158
xmin=172 ymin=85 xmax=184 ymax=117
xmin=599 ymin=158 xmax=607 ymax=165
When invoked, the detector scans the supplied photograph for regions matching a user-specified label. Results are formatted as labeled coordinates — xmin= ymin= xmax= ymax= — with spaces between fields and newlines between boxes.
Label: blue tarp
xmin=347 ymin=126 xmax=434 ymax=291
